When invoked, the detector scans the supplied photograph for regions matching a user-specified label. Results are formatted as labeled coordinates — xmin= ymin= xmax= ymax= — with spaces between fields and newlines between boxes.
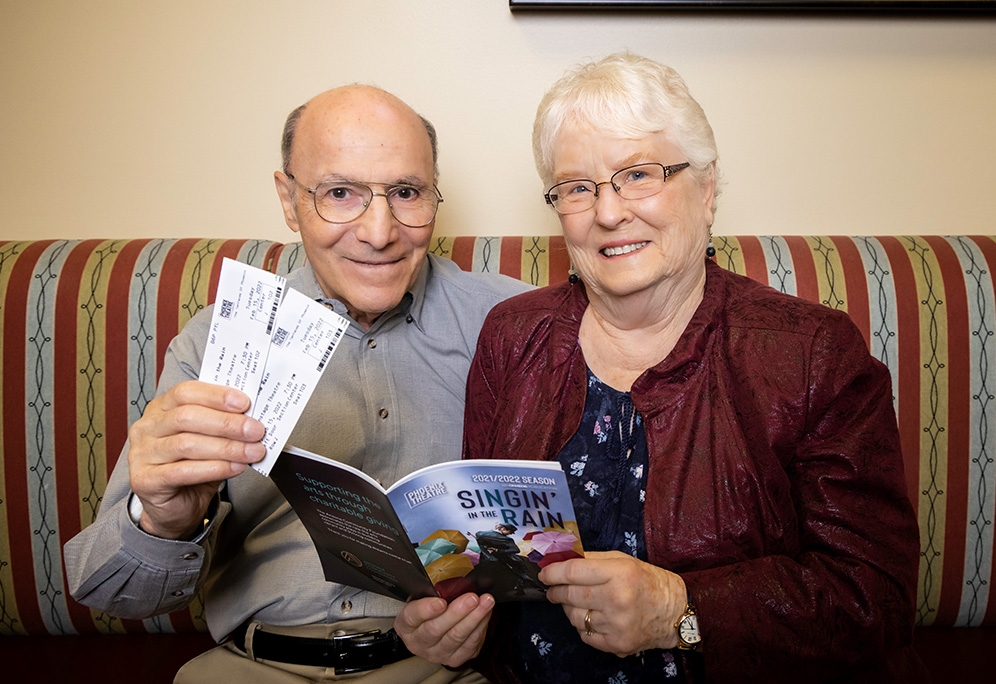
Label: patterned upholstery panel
xmin=0 ymin=239 xmax=302 ymax=636
xmin=710 ymin=235 xmax=996 ymax=629
xmin=0 ymin=235 xmax=993 ymax=637
xmin=428 ymin=235 xmax=572 ymax=287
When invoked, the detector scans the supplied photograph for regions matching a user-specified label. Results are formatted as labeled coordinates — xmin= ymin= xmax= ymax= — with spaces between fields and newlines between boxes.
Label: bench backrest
xmin=1 ymin=235 xmax=993 ymax=635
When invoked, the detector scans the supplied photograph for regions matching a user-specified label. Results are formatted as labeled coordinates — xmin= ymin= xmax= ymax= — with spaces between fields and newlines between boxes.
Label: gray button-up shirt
xmin=64 ymin=254 xmax=531 ymax=641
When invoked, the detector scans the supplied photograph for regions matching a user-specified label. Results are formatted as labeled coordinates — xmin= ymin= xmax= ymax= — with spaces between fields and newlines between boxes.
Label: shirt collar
xmin=402 ymin=255 xmax=432 ymax=333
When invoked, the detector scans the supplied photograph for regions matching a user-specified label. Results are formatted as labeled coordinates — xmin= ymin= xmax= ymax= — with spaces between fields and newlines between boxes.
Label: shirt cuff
xmin=127 ymin=492 xmax=215 ymax=543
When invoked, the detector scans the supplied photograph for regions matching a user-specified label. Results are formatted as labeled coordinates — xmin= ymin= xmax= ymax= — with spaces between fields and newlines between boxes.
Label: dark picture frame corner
xmin=509 ymin=0 xmax=996 ymax=13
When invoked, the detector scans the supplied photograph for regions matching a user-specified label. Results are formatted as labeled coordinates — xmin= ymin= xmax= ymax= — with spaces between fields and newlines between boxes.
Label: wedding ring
xmin=584 ymin=609 xmax=595 ymax=636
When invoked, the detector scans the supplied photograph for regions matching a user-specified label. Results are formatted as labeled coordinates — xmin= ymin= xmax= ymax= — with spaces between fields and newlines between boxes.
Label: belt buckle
xmin=331 ymin=629 xmax=384 ymax=675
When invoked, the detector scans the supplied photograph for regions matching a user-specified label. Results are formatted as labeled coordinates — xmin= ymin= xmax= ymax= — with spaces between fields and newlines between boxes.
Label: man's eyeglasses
xmin=287 ymin=174 xmax=443 ymax=228
xmin=544 ymin=162 xmax=690 ymax=215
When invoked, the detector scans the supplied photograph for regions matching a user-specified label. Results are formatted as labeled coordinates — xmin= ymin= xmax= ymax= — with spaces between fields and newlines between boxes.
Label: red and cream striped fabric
xmin=0 ymin=239 xmax=301 ymax=636
xmin=1 ymin=235 xmax=993 ymax=635
xmin=712 ymin=236 xmax=996 ymax=630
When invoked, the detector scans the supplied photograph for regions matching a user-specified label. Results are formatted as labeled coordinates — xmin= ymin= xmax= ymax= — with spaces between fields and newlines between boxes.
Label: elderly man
xmin=64 ymin=85 xmax=530 ymax=683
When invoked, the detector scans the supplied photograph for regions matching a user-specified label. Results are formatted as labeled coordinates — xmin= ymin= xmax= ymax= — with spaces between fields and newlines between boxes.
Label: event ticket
xmin=199 ymin=259 xmax=285 ymax=395
xmin=200 ymin=258 xmax=349 ymax=476
xmin=250 ymin=287 xmax=348 ymax=475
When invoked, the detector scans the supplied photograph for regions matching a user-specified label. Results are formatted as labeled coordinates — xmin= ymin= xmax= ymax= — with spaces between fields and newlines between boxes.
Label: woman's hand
xmin=393 ymin=593 xmax=495 ymax=668
xmin=539 ymin=550 xmax=688 ymax=657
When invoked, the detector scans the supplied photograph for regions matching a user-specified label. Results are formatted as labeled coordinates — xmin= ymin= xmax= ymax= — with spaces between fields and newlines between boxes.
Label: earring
xmin=568 ymin=268 xmax=579 ymax=284
xmin=706 ymin=231 xmax=716 ymax=259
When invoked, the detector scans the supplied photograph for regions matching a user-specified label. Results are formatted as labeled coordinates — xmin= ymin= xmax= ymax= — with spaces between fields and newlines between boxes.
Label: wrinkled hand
xmin=127 ymin=380 xmax=265 ymax=539
xmin=393 ymin=593 xmax=494 ymax=668
xmin=539 ymin=550 xmax=687 ymax=657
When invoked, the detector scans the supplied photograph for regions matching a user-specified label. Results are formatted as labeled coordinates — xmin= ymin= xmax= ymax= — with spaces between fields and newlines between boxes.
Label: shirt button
xmin=367 ymin=339 xmax=377 ymax=349
xmin=405 ymin=314 xmax=414 ymax=324
xmin=379 ymin=408 xmax=389 ymax=420
xmin=341 ymin=600 xmax=352 ymax=613
xmin=181 ymin=552 xmax=198 ymax=561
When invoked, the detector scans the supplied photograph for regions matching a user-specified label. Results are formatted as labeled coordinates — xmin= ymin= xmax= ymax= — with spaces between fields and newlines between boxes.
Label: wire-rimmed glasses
xmin=287 ymin=174 xmax=443 ymax=227
xmin=544 ymin=162 xmax=690 ymax=215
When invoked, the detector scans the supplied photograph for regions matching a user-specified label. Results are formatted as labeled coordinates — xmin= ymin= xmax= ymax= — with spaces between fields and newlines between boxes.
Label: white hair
xmin=533 ymin=52 xmax=720 ymax=203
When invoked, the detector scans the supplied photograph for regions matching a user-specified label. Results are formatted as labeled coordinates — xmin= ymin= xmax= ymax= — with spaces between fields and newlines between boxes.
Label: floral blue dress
xmin=511 ymin=367 xmax=684 ymax=683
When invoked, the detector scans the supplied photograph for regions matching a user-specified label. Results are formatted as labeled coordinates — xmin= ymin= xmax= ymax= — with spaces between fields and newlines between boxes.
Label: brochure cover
xmin=269 ymin=446 xmax=585 ymax=603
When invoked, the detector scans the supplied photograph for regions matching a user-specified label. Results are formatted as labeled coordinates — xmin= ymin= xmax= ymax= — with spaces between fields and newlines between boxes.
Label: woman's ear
xmin=700 ymin=162 xmax=717 ymax=226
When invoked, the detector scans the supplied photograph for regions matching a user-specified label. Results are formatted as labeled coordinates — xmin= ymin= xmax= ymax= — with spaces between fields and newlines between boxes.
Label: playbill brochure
xmin=269 ymin=446 xmax=585 ymax=603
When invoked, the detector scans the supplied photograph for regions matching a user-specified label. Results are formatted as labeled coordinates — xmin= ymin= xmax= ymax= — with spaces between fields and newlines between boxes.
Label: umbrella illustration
xmin=546 ymin=520 xmax=581 ymax=541
xmin=425 ymin=552 xmax=475 ymax=584
xmin=460 ymin=549 xmax=480 ymax=566
xmin=434 ymin=576 xmax=476 ymax=602
xmin=529 ymin=530 xmax=578 ymax=556
xmin=416 ymin=537 xmax=458 ymax=566
xmin=536 ymin=549 xmax=583 ymax=568
xmin=421 ymin=529 xmax=469 ymax=554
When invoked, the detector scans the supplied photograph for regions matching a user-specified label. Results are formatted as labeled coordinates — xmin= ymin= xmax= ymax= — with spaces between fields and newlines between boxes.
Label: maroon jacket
xmin=464 ymin=261 xmax=926 ymax=683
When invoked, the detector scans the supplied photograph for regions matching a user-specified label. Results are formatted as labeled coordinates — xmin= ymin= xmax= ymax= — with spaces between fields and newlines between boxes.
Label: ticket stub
xmin=250 ymin=288 xmax=349 ymax=476
xmin=199 ymin=258 xmax=285 ymax=397
xmin=200 ymin=259 xmax=349 ymax=477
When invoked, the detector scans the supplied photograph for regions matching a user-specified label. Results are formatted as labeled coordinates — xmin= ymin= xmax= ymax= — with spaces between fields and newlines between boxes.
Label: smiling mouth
xmin=349 ymin=257 xmax=402 ymax=266
xmin=601 ymin=241 xmax=648 ymax=258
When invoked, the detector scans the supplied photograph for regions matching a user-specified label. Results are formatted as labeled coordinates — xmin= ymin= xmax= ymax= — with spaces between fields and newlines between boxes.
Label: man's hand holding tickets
xmin=127 ymin=381 xmax=266 ymax=540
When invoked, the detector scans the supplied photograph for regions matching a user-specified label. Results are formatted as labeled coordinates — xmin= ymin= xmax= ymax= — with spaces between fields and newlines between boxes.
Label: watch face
xmin=679 ymin=614 xmax=701 ymax=643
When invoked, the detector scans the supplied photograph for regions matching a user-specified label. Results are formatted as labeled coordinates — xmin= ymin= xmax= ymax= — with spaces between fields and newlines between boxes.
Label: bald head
xmin=280 ymin=85 xmax=438 ymax=181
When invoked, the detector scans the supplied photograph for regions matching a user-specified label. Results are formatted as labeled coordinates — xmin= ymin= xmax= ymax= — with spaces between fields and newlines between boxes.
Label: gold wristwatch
xmin=674 ymin=603 xmax=702 ymax=651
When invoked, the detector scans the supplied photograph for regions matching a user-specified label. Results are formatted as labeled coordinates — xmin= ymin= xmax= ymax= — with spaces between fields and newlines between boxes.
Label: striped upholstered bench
xmin=1 ymin=236 xmax=994 ymax=681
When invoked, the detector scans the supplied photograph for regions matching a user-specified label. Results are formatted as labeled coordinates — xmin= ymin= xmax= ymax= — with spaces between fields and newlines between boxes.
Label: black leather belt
xmin=231 ymin=621 xmax=412 ymax=673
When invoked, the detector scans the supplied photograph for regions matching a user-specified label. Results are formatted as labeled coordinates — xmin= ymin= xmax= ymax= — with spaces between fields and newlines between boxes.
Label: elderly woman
xmin=395 ymin=53 xmax=926 ymax=683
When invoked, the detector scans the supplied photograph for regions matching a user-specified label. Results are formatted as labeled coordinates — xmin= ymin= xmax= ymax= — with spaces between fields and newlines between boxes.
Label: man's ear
xmin=274 ymin=171 xmax=301 ymax=234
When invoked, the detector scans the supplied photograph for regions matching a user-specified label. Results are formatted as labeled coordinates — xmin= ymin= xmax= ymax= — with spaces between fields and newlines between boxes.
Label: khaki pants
xmin=174 ymin=618 xmax=488 ymax=684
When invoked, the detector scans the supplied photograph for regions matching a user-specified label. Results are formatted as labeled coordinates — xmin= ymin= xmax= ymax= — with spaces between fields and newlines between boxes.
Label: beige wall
xmin=2 ymin=2 xmax=994 ymax=242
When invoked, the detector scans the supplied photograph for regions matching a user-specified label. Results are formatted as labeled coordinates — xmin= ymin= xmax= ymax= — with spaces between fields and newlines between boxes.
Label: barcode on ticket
xmin=316 ymin=343 xmax=334 ymax=371
xmin=316 ymin=327 xmax=344 ymax=371
xmin=266 ymin=285 xmax=284 ymax=334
